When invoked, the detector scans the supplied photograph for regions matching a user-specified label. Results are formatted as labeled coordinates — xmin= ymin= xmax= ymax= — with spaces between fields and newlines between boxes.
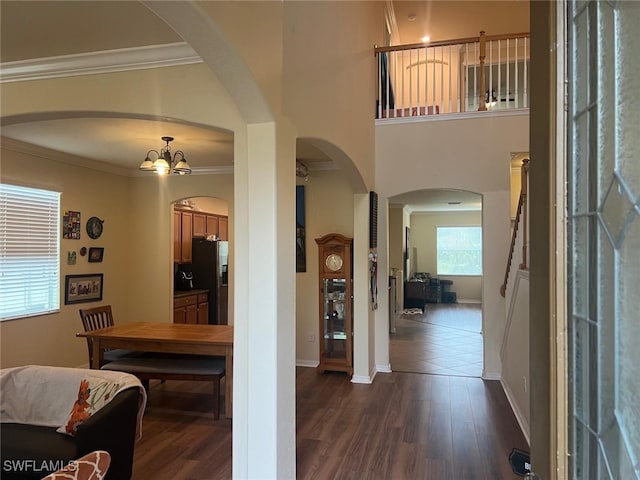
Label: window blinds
xmin=0 ymin=183 xmax=61 ymax=320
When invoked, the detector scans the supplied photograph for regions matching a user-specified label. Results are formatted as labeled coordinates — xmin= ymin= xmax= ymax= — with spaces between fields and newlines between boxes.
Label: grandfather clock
xmin=315 ymin=233 xmax=353 ymax=374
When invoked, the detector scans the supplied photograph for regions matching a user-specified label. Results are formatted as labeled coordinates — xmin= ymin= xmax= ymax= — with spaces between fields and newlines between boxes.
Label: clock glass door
xmin=322 ymin=278 xmax=347 ymax=361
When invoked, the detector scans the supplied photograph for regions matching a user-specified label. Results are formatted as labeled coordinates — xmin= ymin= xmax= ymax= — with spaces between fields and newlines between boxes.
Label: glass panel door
xmin=323 ymin=278 xmax=347 ymax=360
xmin=568 ymin=2 xmax=640 ymax=478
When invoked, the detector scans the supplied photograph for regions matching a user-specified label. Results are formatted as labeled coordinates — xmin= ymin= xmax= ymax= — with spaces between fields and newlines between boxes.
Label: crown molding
xmin=0 ymin=42 xmax=202 ymax=83
xmin=189 ymin=165 xmax=234 ymax=176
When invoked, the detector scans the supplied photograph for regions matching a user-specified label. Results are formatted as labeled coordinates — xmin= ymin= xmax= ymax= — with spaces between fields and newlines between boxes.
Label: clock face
xmin=325 ymin=253 xmax=343 ymax=272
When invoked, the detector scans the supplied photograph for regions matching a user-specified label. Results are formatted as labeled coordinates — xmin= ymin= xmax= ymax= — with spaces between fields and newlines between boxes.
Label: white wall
xmin=376 ymin=112 xmax=528 ymax=378
xmin=502 ymin=271 xmax=530 ymax=442
xmin=409 ymin=211 xmax=482 ymax=302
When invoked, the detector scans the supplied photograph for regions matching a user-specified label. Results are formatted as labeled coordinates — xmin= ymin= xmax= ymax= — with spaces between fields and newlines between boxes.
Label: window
xmin=436 ymin=226 xmax=482 ymax=275
xmin=0 ymin=183 xmax=61 ymax=320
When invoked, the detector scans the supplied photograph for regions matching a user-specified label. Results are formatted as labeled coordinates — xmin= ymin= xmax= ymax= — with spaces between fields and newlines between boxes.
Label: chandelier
xmin=296 ymin=160 xmax=309 ymax=181
xmin=139 ymin=136 xmax=191 ymax=175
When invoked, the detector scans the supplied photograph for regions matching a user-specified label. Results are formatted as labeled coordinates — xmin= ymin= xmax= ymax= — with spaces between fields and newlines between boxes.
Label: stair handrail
xmin=500 ymin=158 xmax=530 ymax=297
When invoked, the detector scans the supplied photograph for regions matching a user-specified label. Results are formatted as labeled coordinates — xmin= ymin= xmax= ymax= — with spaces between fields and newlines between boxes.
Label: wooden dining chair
xmin=79 ymin=305 xmax=138 ymax=366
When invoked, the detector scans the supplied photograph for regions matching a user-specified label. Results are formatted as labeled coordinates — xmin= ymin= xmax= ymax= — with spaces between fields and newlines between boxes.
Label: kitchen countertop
xmin=174 ymin=289 xmax=209 ymax=298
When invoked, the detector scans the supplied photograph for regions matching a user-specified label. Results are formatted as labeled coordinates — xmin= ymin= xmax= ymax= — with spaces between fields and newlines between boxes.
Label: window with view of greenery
xmin=436 ymin=226 xmax=482 ymax=276
xmin=0 ymin=183 xmax=61 ymax=320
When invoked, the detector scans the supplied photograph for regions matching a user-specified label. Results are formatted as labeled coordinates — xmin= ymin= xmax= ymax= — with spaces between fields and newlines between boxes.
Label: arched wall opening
xmin=388 ymin=188 xmax=485 ymax=377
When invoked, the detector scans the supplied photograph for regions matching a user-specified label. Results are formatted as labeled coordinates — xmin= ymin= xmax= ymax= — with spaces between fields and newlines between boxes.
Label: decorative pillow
xmin=41 ymin=450 xmax=111 ymax=480
xmin=56 ymin=377 xmax=121 ymax=436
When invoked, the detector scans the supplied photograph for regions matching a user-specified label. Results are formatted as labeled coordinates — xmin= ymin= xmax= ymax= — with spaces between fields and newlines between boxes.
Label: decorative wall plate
xmin=86 ymin=217 xmax=104 ymax=239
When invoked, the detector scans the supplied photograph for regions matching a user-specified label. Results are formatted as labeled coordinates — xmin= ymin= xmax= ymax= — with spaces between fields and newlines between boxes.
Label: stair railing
xmin=500 ymin=158 xmax=530 ymax=297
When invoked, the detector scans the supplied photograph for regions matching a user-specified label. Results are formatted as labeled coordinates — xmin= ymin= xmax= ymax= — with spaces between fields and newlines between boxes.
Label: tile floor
xmin=389 ymin=303 xmax=483 ymax=377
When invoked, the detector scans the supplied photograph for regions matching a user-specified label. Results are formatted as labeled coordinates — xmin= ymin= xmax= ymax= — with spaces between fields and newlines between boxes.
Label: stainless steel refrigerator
xmin=191 ymin=238 xmax=229 ymax=325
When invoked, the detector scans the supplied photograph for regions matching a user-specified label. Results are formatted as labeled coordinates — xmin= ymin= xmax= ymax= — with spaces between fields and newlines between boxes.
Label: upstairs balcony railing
xmin=375 ymin=31 xmax=530 ymax=119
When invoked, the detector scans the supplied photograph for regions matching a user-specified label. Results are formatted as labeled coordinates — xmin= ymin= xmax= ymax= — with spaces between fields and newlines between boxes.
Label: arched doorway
xmin=388 ymin=188 xmax=484 ymax=377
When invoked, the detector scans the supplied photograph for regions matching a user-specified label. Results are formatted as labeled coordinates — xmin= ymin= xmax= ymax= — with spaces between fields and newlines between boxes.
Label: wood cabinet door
xmin=181 ymin=212 xmax=193 ymax=263
xmin=197 ymin=301 xmax=209 ymax=324
xmin=193 ymin=213 xmax=206 ymax=237
xmin=173 ymin=307 xmax=186 ymax=324
xmin=218 ymin=216 xmax=228 ymax=241
xmin=173 ymin=211 xmax=181 ymax=264
xmin=185 ymin=304 xmax=197 ymax=324
xmin=206 ymin=215 xmax=219 ymax=237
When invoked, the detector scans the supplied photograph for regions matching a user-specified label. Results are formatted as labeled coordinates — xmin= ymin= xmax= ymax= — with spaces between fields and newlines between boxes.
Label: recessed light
xmin=421 ymin=35 xmax=431 ymax=43
xmin=447 ymin=201 xmax=461 ymax=205
xmin=408 ymin=13 xmax=417 ymax=21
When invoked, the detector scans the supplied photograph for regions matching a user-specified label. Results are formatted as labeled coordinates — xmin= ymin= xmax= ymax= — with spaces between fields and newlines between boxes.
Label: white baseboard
xmin=482 ymin=371 xmax=501 ymax=381
xmin=376 ymin=363 xmax=392 ymax=373
xmin=351 ymin=366 xmax=377 ymax=384
xmin=500 ymin=378 xmax=531 ymax=445
xmin=296 ymin=360 xmax=319 ymax=368
xmin=457 ymin=299 xmax=482 ymax=304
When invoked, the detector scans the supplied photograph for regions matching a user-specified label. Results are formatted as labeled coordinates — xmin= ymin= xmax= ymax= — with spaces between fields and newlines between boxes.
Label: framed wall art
xmin=64 ymin=274 xmax=103 ymax=305
xmin=88 ymin=247 xmax=104 ymax=263
xmin=296 ymin=185 xmax=306 ymax=272
xmin=62 ymin=210 xmax=81 ymax=239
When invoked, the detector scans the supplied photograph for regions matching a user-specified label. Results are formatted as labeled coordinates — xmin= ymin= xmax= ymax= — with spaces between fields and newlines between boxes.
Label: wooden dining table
xmin=77 ymin=322 xmax=233 ymax=418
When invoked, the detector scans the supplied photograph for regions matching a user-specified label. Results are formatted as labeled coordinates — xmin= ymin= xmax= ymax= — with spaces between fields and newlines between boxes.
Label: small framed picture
xmin=88 ymin=247 xmax=104 ymax=263
xmin=65 ymin=274 xmax=103 ymax=305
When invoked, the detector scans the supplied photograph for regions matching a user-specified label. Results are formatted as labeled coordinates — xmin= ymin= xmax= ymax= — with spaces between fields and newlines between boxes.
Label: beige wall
xmin=0 ymin=147 xmax=131 ymax=368
xmin=0 ymin=64 xmax=243 ymax=133
xmin=0 ymin=147 xmax=235 ymax=369
xmin=282 ymin=1 xmax=385 ymax=191
xmin=295 ymin=170 xmax=355 ymax=365
xmin=184 ymin=196 xmax=229 ymax=216
xmin=126 ymin=174 xmax=234 ymax=328
xmin=409 ymin=211 xmax=482 ymax=302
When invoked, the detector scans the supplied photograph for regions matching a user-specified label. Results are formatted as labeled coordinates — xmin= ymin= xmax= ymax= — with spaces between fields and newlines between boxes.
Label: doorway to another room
xmin=388 ymin=189 xmax=484 ymax=378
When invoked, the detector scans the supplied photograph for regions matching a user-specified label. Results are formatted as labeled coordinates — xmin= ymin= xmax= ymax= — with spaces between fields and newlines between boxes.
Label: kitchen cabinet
xmin=173 ymin=291 xmax=209 ymax=324
xmin=206 ymin=215 xmax=219 ymax=238
xmin=315 ymin=233 xmax=353 ymax=375
xmin=174 ymin=210 xmax=192 ymax=264
xmin=218 ymin=216 xmax=228 ymax=241
xmin=192 ymin=213 xmax=206 ymax=238
xmin=190 ymin=211 xmax=226 ymax=240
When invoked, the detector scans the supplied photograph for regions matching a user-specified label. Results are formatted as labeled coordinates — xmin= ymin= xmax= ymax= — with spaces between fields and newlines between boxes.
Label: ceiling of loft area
xmin=389 ymin=189 xmax=482 ymax=213
xmin=392 ymin=1 xmax=530 ymax=45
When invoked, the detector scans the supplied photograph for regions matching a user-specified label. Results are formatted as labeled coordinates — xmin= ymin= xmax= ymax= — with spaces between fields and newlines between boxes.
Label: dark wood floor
xmin=134 ymin=367 xmax=528 ymax=479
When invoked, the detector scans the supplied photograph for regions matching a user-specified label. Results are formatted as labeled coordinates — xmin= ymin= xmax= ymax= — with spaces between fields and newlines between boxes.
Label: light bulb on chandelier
xmin=139 ymin=136 xmax=191 ymax=175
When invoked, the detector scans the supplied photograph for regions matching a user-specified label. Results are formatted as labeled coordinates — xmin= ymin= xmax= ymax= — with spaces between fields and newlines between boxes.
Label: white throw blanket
xmin=0 ymin=365 xmax=147 ymax=439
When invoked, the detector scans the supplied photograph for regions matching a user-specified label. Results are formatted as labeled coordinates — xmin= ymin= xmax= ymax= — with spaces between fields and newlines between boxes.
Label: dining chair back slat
xmin=79 ymin=305 xmax=115 ymax=364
